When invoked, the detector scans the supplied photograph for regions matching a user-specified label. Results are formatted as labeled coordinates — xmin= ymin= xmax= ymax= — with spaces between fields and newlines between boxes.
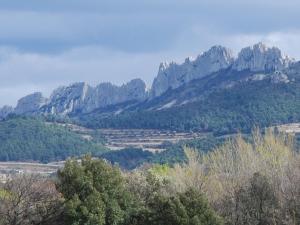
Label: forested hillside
xmin=0 ymin=116 xmax=107 ymax=162
xmin=79 ymin=78 xmax=300 ymax=135
xmin=98 ymin=135 xmax=230 ymax=170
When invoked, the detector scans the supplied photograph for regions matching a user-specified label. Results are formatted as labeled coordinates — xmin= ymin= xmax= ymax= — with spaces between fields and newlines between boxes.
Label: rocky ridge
xmin=0 ymin=42 xmax=296 ymax=118
xmin=14 ymin=92 xmax=47 ymax=115
xmin=232 ymin=42 xmax=293 ymax=71
xmin=150 ymin=42 xmax=294 ymax=97
xmin=0 ymin=79 xmax=147 ymax=118
xmin=151 ymin=45 xmax=235 ymax=97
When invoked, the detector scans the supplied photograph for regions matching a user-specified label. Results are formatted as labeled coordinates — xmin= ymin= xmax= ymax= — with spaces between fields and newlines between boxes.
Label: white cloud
xmin=221 ymin=31 xmax=300 ymax=58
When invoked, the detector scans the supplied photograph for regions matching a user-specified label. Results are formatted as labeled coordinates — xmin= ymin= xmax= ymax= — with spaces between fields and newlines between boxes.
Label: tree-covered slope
xmin=78 ymin=77 xmax=300 ymax=135
xmin=0 ymin=116 xmax=107 ymax=162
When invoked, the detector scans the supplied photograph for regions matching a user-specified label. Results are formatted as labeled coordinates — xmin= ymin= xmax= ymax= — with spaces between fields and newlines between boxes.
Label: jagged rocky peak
xmin=122 ymin=78 xmax=147 ymax=100
xmin=0 ymin=105 xmax=14 ymax=119
xmin=4 ymin=43 xmax=296 ymax=118
xmin=195 ymin=45 xmax=234 ymax=65
xmin=151 ymin=45 xmax=234 ymax=97
xmin=14 ymin=92 xmax=47 ymax=115
xmin=50 ymin=82 xmax=91 ymax=102
xmin=193 ymin=45 xmax=234 ymax=74
xmin=83 ymin=78 xmax=147 ymax=113
xmin=158 ymin=61 xmax=170 ymax=72
xmin=8 ymin=78 xmax=148 ymax=117
xmin=44 ymin=82 xmax=92 ymax=115
xmin=233 ymin=42 xmax=293 ymax=72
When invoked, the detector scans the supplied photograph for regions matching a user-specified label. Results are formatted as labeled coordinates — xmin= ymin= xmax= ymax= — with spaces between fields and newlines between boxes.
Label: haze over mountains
xmin=0 ymin=42 xmax=296 ymax=120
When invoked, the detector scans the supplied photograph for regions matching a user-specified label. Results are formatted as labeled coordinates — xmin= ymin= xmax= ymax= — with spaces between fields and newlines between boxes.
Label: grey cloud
xmin=1 ymin=29 xmax=300 ymax=107
xmin=0 ymin=46 xmax=177 ymax=106
xmin=0 ymin=0 xmax=300 ymax=106
xmin=0 ymin=10 xmax=184 ymax=53
xmin=0 ymin=1 xmax=300 ymax=53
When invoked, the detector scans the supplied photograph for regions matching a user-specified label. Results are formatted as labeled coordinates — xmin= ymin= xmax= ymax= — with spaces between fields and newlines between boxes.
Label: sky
xmin=1 ymin=0 xmax=300 ymax=106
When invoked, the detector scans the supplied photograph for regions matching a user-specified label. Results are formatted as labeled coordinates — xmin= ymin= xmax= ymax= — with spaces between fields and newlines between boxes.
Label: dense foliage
xmin=56 ymin=156 xmax=223 ymax=225
xmin=57 ymin=156 xmax=135 ymax=225
xmin=163 ymin=130 xmax=300 ymax=225
xmin=101 ymin=148 xmax=153 ymax=170
xmin=126 ymin=188 xmax=223 ymax=225
xmin=79 ymin=80 xmax=300 ymax=135
xmin=0 ymin=117 xmax=107 ymax=162
xmin=1 ymin=131 xmax=300 ymax=225
xmin=99 ymin=136 xmax=226 ymax=170
xmin=151 ymin=135 xmax=227 ymax=165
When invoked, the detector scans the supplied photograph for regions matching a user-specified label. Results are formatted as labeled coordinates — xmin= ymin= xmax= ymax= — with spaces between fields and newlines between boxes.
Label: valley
xmin=1 ymin=121 xmax=298 ymax=182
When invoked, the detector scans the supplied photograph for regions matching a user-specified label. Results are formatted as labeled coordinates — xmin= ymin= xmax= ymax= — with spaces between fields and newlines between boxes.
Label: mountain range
xmin=1 ymin=42 xmax=299 ymax=134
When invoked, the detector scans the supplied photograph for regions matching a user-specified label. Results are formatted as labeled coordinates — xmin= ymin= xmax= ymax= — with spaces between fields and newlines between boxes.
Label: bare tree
xmin=0 ymin=174 xmax=64 ymax=225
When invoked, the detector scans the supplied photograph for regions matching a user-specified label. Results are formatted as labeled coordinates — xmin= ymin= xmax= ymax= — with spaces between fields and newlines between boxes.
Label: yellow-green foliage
xmin=148 ymin=164 xmax=170 ymax=177
xmin=0 ymin=189 xmax=12 ymax=200
xmin=157 ymin=128 xmax=300 ymax=224
xmin=203 ymin=129 xmax=296 ymax=201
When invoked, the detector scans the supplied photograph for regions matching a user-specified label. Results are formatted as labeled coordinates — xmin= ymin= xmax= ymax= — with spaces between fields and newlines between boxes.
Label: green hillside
xmin=78 ymin=78 xmax=300 ymax=135
xmin=0 ymin=116 xmax=107 ymax=162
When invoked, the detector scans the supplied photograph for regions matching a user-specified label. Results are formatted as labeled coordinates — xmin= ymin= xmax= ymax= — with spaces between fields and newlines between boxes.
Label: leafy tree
xmin=135 ymin=188 xmax=223 ymax=225
xmin=57 ymin=156 xmax=134 ymax=225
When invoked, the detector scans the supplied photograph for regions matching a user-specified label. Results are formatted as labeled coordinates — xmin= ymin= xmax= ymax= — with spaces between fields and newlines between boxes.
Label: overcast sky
xmin=1 ymin=0 xmax=300 ymax=106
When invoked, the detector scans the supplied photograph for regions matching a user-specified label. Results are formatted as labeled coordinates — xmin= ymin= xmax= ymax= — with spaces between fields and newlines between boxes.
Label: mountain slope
xmin=0 ymin=42 xmax=299 ymax=136
xmin=0 ymin=116 xmax=107 ymax=162
xmin=78 ymin=64 xmax=300 ymax=134
xmin=1 ymin=42 xmax=294 ymax=119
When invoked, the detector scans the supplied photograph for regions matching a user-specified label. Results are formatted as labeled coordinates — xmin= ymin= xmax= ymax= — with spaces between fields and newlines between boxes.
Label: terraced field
xmin=2 ymin=123 xmax=299 ymax=183
xmin=58 ymin=122 xmax=300 ymax=153
xmin=98 ymin=129 xmax=207 ymax=152
xmin=59 ymin=123 xmax=208 ymax=152
xmin=276 ymin=123 xmax=300 ymax=133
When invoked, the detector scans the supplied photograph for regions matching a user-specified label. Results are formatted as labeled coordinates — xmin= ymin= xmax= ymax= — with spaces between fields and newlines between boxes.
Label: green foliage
xmin=0 ymin=188 xmax=11 ymax=200
xmin=101 ymin=148 xmax=153 ymax=170
xmin=56 ymin=156 xmax=223 ymax=225
xmin=131 ymin=188 xmax=223 ymax=225
xmin=148 ymin=164 xmax=170 ymax=176
xmin=0 ymin=117 xmax=106 ymax=162
xmin=2 ymin=131 xmax=300 ymax=225
xmin=65 ymin=192 xmax=105 ymax=225
xmin=100 ymin=136 xmax=227 ymax=169
xmin=151 ymin=135 xmax=227 ymax=165
xmin=57 ymin=156 xmax=135 ymax=225
xmin=79 ymin=80 xmax=300 ymax=135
